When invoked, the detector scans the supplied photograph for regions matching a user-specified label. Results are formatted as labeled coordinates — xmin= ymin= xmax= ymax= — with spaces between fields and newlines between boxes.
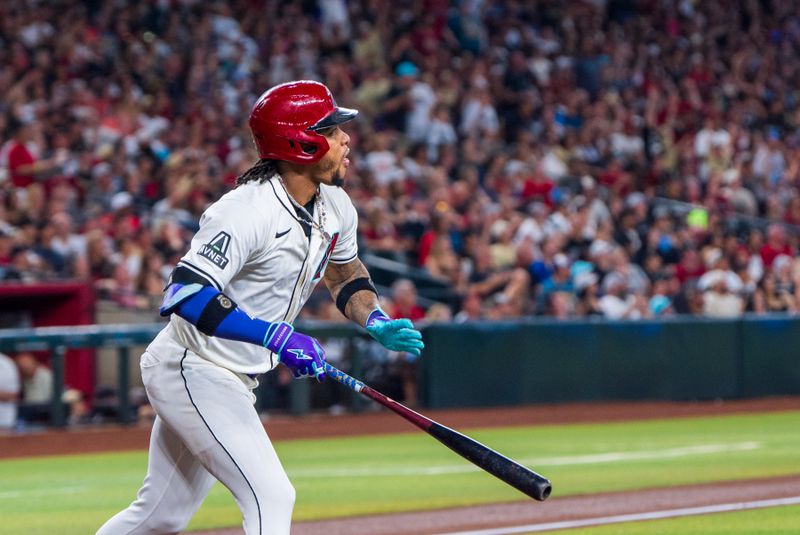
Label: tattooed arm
xmin=323 ymin=258 xmax=424 ymax=355
xmin=323 ymin=257 xmax=380 ymax=326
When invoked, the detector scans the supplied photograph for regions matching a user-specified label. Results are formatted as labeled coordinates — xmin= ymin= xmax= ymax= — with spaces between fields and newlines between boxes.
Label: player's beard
xmin=330 ymin=158 xmax=346 ymax=187
xmin=316 ymin=153 xmax=346 ymax=188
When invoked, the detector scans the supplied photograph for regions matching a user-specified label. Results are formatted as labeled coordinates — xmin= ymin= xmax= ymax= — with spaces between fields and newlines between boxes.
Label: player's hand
xmin=263 ymin=322 xmax=327 ymax=381
xmin=365 ymin=309 xmax=424 ymax=357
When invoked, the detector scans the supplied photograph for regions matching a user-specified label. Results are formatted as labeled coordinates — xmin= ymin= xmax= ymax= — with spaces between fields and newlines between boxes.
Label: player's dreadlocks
xmin=236 ymin=159 xmax=278 ymax=186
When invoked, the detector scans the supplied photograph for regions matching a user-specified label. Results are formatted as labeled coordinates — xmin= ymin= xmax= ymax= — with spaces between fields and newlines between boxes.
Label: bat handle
xmin=324 ymin=362 xmax=364 ymax=393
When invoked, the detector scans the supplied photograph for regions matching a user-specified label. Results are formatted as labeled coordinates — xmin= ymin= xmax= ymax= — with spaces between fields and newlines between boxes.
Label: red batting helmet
xmin=249 ymin=80 xmax=358 ymax=165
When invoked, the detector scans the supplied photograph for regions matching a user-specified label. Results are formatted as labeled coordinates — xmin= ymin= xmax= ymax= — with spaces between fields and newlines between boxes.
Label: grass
xmin=0 ymin=410 xmax=798 ymax=534
xmin=551 ymin=503 xmax=800 ymax=534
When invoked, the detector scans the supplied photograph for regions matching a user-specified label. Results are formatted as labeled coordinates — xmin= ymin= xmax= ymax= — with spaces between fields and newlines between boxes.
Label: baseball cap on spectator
xmin=92 ymin=162 xmax=112 ymax=179
xmin=110 ymin=192 xmax=133 ymax=211
xmin=570 ymin=195 xmax=587 ymax=212
xmin=505 ymin=160 xmax=527 ymax=175
xmin=580 ymin=175 xmax=596 ymax=191
xmin=704 ymin=248 xmax=723 ymax=268
xmin=528 ymin=201 xmax=549 ymax=216
xmin=490 ymin=219 xmax=509 ymax=239
xmin=555 ymin=56 xmax=573 ymax=69
xmin=653 ymin=205 xmax=671 ymax=220
xmin=395 ymin=61 xmax=419 ymax=77
xmin=723 ymin=168 xmax=739 ymax=184
xmin=550 ymin=186 xmax=566 ymax=205
xmin=575 ymin=271 xmax=598 ymax=290
xmin=589 ymin=240 xmax=614 ymax=257
xmin=773 ymin=254 xmax=792 ymax=272
xmin=602 ymin=272 xmax=627 ymax=293
xmin=649 ymin=295 xmax=671 ymax=316
xmin=96 ymin=144 xmax=115 ymax=160
xmin=553 ymin=253 xmax=570 ymax=269
xmin=571 ymin=260 xmax=594 ymax=278
xmin=625 ymin=192 xmax=646 ymax=208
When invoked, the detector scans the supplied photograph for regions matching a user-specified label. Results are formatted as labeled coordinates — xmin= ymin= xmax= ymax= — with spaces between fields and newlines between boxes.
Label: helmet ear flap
xmin=288 ymin=129 xmax=330 ymax=163
xmin=299 ymin=142 xmax=318 ymax=155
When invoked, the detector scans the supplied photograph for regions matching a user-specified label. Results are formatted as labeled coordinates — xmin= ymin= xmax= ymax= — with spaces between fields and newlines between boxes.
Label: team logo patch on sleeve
xmin=198 ymin=231 xmax=231 ymax=269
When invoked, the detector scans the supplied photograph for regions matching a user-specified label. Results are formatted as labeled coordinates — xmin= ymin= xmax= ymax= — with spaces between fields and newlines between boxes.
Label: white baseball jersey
xmin=148 ymin=176 xmax=358 ymax=375
xmin=99 ymin=175 xmax=357 ymax=535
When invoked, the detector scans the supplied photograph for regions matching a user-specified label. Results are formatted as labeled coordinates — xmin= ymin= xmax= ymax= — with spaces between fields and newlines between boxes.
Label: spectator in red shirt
xmin=676 ymin=249 xmax=705 ymax=284
xmin=388 ymin=279 xmax=426 ymax=321
xmin=417 ymin=210 xmax=451 ymax=267
xmin=521 ymin=169 xmax=554 ymax=205
xmin=5 ymin=118 xmax=57 ymax=188
xmin=760 ymin=224 xmax=794 ymax=269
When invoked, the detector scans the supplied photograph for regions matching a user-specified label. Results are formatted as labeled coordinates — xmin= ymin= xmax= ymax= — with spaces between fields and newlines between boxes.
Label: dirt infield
xmin=196 ymin=475 xmax=800 ymax=534
xmin=1 ymin=396 xmax=798 ymax=459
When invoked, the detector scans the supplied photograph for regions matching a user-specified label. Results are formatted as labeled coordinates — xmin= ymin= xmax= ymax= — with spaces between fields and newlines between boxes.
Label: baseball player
xmin=96 ymin=80 xmax=424 ymax=535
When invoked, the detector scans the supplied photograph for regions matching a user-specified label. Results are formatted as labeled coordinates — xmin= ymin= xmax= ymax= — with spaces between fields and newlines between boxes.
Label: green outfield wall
xmin=419 ymin=315 xmax=800 ymax=408
xmin=0 ymin=315 xmax=798 ymax=423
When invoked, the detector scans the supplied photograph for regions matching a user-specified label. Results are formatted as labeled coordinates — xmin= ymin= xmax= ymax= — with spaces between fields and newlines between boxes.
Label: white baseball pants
xmin=96 ymin=347 xmax=294 ymax=534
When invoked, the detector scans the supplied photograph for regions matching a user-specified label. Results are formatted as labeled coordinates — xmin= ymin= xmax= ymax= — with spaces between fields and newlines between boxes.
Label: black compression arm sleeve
xmin=335 ymin=277 xmax=377 ymax=316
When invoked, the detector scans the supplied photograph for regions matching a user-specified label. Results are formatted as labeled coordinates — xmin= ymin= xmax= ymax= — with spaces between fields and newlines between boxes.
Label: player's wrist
xmin=263 ymin=321 xmax=294 ymax=354
xmin=365 ymin=308 xmax=390 ymax=328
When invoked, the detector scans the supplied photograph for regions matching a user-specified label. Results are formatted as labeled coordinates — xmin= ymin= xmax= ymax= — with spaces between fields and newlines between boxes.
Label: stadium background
xmin=0 ymin=0 xmax=799 ymax=533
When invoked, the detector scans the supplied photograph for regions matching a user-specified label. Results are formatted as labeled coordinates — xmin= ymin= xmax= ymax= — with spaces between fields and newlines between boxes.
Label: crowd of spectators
xmin=3 ymin=0 xmax=800 ymax=321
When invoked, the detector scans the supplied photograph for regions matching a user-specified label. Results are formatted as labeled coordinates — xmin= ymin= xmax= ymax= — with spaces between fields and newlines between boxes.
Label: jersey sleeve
xmin=178 ymin=199 xmax=267 ymax=290
xmin=330 ymin=195 xmax=359 ymax=263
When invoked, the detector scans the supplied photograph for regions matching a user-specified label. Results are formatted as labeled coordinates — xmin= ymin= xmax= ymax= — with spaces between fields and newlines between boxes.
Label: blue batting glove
xmin=264 ymin=322 xmax=327 ymax=381
xmin=365 ymin=309 xmax=424 ymax=357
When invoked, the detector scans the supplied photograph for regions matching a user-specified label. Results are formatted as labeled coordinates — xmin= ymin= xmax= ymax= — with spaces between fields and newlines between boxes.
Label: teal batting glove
xmin=365 ymin=309 xmax=424 ymax=357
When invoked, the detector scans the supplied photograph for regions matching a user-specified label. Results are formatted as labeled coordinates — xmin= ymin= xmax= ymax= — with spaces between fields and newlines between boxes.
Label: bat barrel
xmin=323 ymin=362 xmax=552 ymax=502
xmin=429 ymin=422 xmax=552 ymax=501
xmin=503 ymin=461 xmax=552 ymax=501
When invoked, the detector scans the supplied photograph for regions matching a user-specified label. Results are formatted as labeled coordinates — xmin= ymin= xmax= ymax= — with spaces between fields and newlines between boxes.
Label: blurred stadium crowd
xmin=2 ymin=0 xmax=800 ymax=321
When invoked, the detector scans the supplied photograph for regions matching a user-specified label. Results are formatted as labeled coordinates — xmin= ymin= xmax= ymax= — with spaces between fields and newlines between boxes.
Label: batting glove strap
xmin=263 ymin=321 xmax=294 ymax=354
xmin=365 ymin=308 xmax=390 ymax=328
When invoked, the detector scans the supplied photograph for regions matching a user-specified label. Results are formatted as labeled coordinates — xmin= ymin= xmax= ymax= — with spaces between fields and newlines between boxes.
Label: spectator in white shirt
xmin=694 ymin=116 xmax=731 ymax=158
xmin=426 ymin=104 xmax=458 ymax=161
xmin=0 ymin=352 xmax=20 ymax=429
xmin=460 ymin=87 xmax=499 ymax=139
xmin=599 ymin=272 xmax=649 ymax=319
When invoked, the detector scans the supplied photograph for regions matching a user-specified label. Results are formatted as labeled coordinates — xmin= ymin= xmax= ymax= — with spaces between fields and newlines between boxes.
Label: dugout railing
xmin=1 ymin=315 xmax=799 ymax=427
xmin=0 ymin=321 xmax=364 ymax=428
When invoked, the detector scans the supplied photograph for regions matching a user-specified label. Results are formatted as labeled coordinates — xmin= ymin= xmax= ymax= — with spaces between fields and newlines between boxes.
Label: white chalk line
xmin=439 ymin=495 xmax=800 ymax=534
xmin=289 ymin=441 xmax=761 ymax=478
xmin=0 ymin=442 xmax=764 ymax=500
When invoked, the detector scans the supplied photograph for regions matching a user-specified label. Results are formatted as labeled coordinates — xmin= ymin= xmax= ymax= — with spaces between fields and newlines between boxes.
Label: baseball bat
xmin=323 ymin=363 xmax=552 ymax=501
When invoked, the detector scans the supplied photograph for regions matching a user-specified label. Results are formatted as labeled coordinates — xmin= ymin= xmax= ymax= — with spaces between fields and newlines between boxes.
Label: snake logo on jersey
xmin=198 ymin=231 xmax=231 ymax=269
xmin=312 ymin=232 xmax=339 ymax=282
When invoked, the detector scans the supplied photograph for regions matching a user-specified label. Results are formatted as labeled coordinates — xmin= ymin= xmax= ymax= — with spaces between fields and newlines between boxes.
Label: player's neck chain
xmin=277 ymin=175 xmax=330 ymax=241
